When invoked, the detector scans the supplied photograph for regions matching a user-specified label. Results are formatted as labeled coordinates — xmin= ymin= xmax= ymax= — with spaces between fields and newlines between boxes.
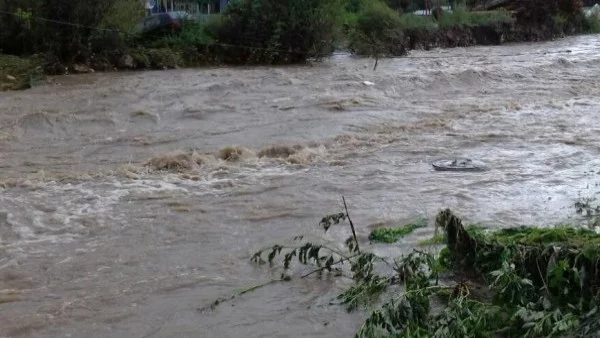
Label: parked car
xmin=134 ymin=11 xmax=194 ymax=35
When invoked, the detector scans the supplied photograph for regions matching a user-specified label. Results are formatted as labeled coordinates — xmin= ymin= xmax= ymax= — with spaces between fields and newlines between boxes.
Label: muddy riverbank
xmin=1 ymin=35 xmax=600 ymax=337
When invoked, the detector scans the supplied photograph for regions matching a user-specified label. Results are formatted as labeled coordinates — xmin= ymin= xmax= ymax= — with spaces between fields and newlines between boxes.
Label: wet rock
xmin=431 ymin=158 xmax=488 ymax=172
xmin=90 ymin=55 xmax=112 ymax=72
xmin=71 ymin=64 xmax=93 ymax=74
xmin=117 ymin=54 xmax=135 ymax=69
xmin=15 ymin=82 xmax=31 ymax=90
xmin=472 ymin=24 xmax=506 ymax=45
xmin=0 ymin=211 xmax=20 ymax=242
xmin=44 ymin=63 xmax=68 ymax=75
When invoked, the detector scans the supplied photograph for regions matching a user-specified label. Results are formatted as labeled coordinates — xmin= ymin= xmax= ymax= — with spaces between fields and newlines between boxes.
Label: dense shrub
xmin=585 ymin=11 xmax=600 ymax=33
xmin=211 ymin=0 xmax=344 ymax=64
xmin=0 ymin=0 xmax=142 ymax=61
xmin=513 ymin=0 xmax=583 ymax=25
xmin=349 ymin=0 xmax=407 ymax=57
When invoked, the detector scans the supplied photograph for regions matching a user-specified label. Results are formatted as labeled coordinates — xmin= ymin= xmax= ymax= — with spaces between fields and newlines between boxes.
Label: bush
xmin=552 ymin=13 xmax=569 ymax=32
xmin=211 ymin=0 xmax=344 ymax=64
xmin=349 ymin=0 xmax=407 ymax=57
xmin=586 ymin=11 xmax=600 ymax=33
xmin=0 ymin=0 xmax=141 ymax=62
xmin=143 ymin=20 xmax=214 ymax=49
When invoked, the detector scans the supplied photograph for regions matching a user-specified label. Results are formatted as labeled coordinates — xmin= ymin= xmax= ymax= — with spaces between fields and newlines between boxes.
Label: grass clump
xmin=416 ymin=233 xmax=446 ymax=246
xmin=399 ymin=13 xmax=437 ymax=29
xmin=369 ymin=218 xmax=427 ymax=243
xmin=490 ymin=225 xmax=600 ymax=245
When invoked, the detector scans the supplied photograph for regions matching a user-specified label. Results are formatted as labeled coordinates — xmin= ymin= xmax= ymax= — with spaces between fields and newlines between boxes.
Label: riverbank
xmin=4 ymin=18 xmax=597 ymax=92
xmin=0 ymin=26 xmax=586 ymax=92
xmin=2 ymin=0 xmax=599 ymax=90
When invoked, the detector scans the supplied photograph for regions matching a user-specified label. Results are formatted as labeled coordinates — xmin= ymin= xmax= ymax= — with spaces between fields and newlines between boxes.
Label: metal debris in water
xmin=431 ymin=157 xmax=487 ymax=172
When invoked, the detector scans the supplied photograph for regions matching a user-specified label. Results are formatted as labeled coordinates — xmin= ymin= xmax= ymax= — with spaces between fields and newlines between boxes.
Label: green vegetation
xmin=211 ymin=0 xmax=344 ymax=64
xmin=242 ymin=204 xmax=600 ymax=337
xmin=438 ymin=7 xmax=515 ymax=28
xmin=1 ymin=0 xmax=599 ymax=90
xmin=585 ymin=11 xmax=600 ymax=33
xmin=369 ymin=218 xmax=427 ymax=243
xmin=399 ymin=13 xmax=437 ymax=29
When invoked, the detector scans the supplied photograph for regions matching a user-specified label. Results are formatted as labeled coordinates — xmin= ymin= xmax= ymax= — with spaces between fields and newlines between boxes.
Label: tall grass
xmin=400 ymin=13 xmax=437 ymax=29
xmin=438 ymin=5 xmax=514 ymax=28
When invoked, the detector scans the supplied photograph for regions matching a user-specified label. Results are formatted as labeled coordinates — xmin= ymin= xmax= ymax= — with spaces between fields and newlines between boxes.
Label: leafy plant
xmin=489 ymin=261 xmax=535 ymax=306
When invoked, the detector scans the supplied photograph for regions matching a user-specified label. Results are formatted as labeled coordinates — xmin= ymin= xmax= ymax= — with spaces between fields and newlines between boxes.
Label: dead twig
xmin=343 ymin=196 xmax=360 ymax=254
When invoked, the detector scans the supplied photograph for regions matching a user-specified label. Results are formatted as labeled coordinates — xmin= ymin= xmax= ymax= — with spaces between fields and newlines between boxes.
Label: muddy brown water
xmin=2 ymin=35 xmax=600 ymax=337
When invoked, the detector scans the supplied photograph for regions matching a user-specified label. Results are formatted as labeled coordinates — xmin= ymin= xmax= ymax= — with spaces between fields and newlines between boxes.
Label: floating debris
xmin=431 ymin=157 xmax=487 ymax=172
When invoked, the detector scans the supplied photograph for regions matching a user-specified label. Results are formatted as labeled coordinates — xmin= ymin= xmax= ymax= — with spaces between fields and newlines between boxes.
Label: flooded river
xmin=2 ymin=35 xmax=600 ymax=337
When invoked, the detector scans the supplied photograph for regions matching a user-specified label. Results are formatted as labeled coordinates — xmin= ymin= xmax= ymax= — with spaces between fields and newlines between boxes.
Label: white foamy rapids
xmin=0 ymin=164 xmax=305 ymax=252
xmin=0 ymin=182 xmax=128 ymax=249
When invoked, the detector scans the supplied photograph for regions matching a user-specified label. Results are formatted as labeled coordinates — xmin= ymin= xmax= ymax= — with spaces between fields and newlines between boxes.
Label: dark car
xmin=134 ymin=11 xmax=193 ymax=35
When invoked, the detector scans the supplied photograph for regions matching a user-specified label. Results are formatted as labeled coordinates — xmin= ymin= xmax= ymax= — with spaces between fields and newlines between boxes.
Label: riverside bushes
xmin=210 ymin=0 xmax=344 ymax=64
xmin=0 ymin=0 xmax=599 ymax=81
xmin=0 ymin=0 xmax=143 ymax=60
xmin=348 ymin=0 xmax=408 ymax=57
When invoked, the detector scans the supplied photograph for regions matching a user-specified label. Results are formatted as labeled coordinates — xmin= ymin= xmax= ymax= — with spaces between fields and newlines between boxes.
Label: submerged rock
xmin=71 ymin=64 xmax=94 ymax=74
xmin=117 ymin=54 xmax=135 ymax=69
